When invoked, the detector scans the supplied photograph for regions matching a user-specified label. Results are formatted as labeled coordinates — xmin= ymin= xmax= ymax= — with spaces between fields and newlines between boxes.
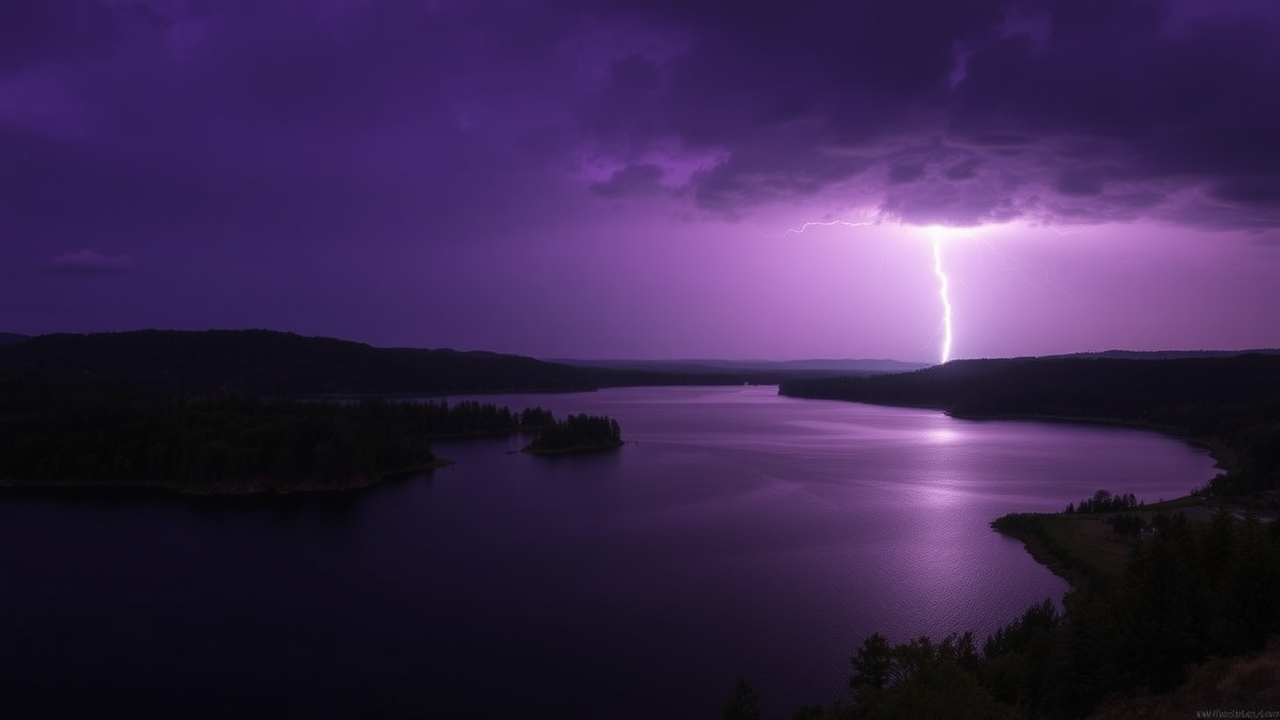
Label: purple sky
xmin=3 ymin=0 xmax=1279 ymax=362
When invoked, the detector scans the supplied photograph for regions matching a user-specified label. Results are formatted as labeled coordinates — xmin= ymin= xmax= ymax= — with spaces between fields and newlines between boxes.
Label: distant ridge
xmin=780 ymin=354 xmax=1280 ymax=412
xmin=0 ymin=330 xmax=922 ymax=396
xmin=551 ymin=357 xmax=927 ymax=375
xmin=0 ymin=332 xmax=29 ymax=347
xmin=780 ymin=353 xmax=1280 ymax=494
xmin=1048 ymin=349 xmax=1280 ymax=360
xmin=0 ymin=329 xmax=595 ymax=396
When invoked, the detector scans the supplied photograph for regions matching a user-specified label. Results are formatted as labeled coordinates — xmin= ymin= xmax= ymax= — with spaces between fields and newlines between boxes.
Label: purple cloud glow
xmin=1 ymin=0 xmax=1277 ymax=360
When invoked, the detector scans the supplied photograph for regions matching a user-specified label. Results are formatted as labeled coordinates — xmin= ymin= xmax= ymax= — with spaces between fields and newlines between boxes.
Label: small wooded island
xmin=522 ymin=413 xmax=624 ymax=455
xmin=0 ymin=330 xmax=625 ymax=494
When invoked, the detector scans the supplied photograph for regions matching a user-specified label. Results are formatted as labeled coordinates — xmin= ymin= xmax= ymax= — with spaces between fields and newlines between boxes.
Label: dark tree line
xmin=747 ymin=509 xmax=1280 ymax=720
xmin=0 ymin=381 xmax=428 ymax=492
xmin=0 ymin=379 xmax=620 ymax=492
xmin=1064 ymin=489 xmax=1141 ymax=514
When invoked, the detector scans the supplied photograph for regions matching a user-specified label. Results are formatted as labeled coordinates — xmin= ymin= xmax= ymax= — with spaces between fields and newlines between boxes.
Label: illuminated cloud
xmin=590 ymin=164 xmax=666 ymax=199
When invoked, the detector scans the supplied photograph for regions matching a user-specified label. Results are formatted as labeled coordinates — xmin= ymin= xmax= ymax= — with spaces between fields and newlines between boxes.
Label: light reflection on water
xmin=0 ymin=386 xmax=1216 ymax=720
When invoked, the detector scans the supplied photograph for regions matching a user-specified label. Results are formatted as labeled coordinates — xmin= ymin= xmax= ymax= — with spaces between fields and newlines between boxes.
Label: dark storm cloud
xmin=591 ymin=163 xmax=666 ymax=199
xmin=692 ymin=145 xmax=872 ymax=212
xmin=2 ymin=0 xmax=1279 ymax=248
xmin=0 ymin=0 xmax=587 ymax=259
xmin=1054 ymin=169 xmax=1105 ymax=198
xmin=1211 ymin=176 xmax=1280 ymax=205
xmin=577 ymin=0 xmax=1280 ymax=229
xmin=888 ymin=164 xmax=927 ymax=185
xmin=943 ymin=159 xmax=982 ymax=181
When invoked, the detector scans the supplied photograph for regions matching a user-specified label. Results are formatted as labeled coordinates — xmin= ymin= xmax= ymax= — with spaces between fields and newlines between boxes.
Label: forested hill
xmin=779 ymin=354 xmax=1280 ymax=413
xmin=0 ymin=330 xmax=596 ymax=396
xmin=780 ymin=354 xmax=1280 ymax=492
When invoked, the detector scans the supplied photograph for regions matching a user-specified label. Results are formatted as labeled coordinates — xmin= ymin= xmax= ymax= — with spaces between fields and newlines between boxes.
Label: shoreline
xmin=948 ymin=408 xmax=1236 ymax=473
xmin=959 ymin=411 xmax=1226 ymax=591
xmin=778 ymin=386 xmax=1240 ymax=477
xmin=992 ymin=517 xmax=1094 ymax=589
xmin=990 ymin=511 xmax=1135 ymax=590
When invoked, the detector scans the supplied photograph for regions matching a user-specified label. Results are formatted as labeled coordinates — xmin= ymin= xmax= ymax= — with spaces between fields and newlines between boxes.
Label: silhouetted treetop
xmin=523 ymin=413 xmax=623 ymax=455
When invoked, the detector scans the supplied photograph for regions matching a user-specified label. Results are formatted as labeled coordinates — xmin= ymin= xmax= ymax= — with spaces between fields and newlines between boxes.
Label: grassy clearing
xmin=1141 ymin=494 xmax=1206 ymax=512
xmin=992 ymin=512 xmax=1136 ymax=587
xmin=995 ymin=492 xmax=1276 ymax=591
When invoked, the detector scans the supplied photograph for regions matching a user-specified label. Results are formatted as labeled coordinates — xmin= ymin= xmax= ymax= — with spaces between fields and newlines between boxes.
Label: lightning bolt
xmin=786 ymin=217 xmax=956 ymax=365
xmin=783 ymin=217 xmax=878 ymax=235
xmin=784 ymin=220 xmax=1083 ymax=364
xmin=930 ymin=231 xmax=954 ymax=364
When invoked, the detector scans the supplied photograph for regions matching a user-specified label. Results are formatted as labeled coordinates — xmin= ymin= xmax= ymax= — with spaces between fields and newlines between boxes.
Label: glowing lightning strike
xmin=930 ymin=230 xmax=954 ymax=364
xmin=784 ymin=217 xmax=957 ymax=365
xmin=783 ymin=218 xmax=877 ymax=235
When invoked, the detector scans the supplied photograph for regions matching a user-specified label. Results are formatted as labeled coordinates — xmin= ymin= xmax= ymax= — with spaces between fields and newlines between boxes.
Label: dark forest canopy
xmin=1 ymin=381 xmax=435 ymax=493
xmin=0 ymin=380 xmax=617 ymax=494
xmin=781 ymin=354 xmax=1280 ymax=494
xmin=523 ymin=413 xmax=624 ymax=455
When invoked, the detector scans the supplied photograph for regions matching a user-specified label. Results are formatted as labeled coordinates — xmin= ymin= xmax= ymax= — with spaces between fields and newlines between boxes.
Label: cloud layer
xmin=1 ymin=0 xmax=1278 ymax=238
xmin=2 ymin=1 xmax=1279 ymax=358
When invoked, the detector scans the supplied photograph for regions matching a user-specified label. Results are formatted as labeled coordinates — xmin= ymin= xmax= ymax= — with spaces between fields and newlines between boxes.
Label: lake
xmin=0 ymin=386 xmax=1217 ymax=719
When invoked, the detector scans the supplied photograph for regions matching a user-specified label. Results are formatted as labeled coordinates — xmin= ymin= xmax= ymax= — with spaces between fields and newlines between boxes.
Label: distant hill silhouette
xmin=781 ymin=354 xmax=1280 ymax=493
xmin=0 ymin=330 xmax=596 ymax=396
xmin=556 ymin=357 xmax=926 ymax=374
xmin=0 ymin=332 xmax=29 ymax=347
xmin=781 ymin=354 xmax=1280 ymax=412
xmin=557 ymin=357 xmax=926 ymax=387
xmin=1049 ymin=349 xmax=1280 ymax=360
xmin=0 ymin=330 xmax=932 ymax=396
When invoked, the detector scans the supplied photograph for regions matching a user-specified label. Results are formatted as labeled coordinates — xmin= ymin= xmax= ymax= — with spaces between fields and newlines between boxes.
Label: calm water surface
xmin=0 ymin=386 xmax=1216 ymax=719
